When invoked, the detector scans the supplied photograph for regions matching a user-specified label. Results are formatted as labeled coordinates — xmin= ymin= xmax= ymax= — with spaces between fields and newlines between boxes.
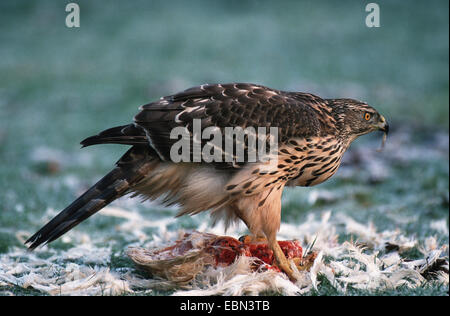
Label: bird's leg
xmin=266 ymin=234 xmax=295 ymax=280
xmin=239 ymin=232 xmax=297 ymax=280
xmin=232 ymin=186 xmax=298 ymax=279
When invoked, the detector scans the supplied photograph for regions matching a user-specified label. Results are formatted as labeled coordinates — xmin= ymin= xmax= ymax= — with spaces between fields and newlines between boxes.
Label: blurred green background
xmin=0 ymin=0 xmax=448 ymax=295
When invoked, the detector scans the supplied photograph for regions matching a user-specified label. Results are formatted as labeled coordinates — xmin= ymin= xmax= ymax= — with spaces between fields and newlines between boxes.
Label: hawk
xmin=26 ymin=83 xmax=389 ymax=280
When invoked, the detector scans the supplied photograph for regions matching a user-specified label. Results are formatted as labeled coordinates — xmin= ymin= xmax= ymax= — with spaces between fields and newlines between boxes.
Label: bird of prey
xmin=26 ymin=83 xmax=389 ymax=280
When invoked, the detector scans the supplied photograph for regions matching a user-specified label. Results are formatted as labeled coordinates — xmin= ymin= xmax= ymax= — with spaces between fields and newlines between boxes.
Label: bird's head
xmin=328 ymin=98 xmax=389 ymax=147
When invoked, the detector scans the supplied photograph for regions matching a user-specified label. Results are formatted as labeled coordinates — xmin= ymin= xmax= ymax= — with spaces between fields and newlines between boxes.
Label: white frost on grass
xmin=0 ymin=245 xmax=129 ymax=296
xmin=98 ymin=206 xmax=177 ymax=243
xmin=430 ymin=219 xmax=449 ymax=235
xmin=0 ymin=207 xmax=447 ymax=296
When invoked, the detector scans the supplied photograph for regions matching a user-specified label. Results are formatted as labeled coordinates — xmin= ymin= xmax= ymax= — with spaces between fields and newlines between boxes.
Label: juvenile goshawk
xmin=26 ymin=83 xmax=389 ymax=280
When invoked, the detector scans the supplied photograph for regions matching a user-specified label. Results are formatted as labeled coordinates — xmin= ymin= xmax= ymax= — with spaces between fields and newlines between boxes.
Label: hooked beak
xmin=376 ymin=115 xmax=389 ymax=152
xmin=378 ymin=115 xmax=389 ymax=134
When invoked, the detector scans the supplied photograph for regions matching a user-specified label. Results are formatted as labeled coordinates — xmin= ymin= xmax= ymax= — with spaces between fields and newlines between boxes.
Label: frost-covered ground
xmin=0 ymin=1 xmax=448 ymax=295
xmin=0 ymin=129 xmax=448 ymax=296
xmin=0 ymin=209 xmax=448 ymax=296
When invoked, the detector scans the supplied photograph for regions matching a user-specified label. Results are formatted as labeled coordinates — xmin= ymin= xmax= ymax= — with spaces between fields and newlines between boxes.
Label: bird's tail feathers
xmin=25 ymin=146 xmax=155 ymax=250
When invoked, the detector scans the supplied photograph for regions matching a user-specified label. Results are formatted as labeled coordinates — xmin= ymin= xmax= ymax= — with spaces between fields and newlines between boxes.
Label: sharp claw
xmin=238 ymin=235 xmax=267 ymax=244
xmin=293 ymin=252 xmax=318 ymax=271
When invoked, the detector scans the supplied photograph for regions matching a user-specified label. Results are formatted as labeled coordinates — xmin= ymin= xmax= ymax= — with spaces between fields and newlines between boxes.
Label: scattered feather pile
xmin=127 ymin=231 xmax=313 ymax=287
xmin=0 ymin=207 xmax=447 ymax=296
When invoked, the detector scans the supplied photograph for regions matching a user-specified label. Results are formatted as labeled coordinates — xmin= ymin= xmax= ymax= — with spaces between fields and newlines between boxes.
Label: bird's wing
xmin=134 ymin=83 xmax=324 ymax=168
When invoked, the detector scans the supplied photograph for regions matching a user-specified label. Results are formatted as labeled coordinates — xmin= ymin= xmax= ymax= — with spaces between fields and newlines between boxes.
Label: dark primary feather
xmin=81 ymin=124 xmax=148 ymax=147
xmin=25 ymin=146 xmax=156 ymax=249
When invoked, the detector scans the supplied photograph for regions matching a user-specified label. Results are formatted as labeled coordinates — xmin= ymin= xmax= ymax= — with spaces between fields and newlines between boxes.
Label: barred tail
xmin=25 ymin=145 xmax=155 ymax=250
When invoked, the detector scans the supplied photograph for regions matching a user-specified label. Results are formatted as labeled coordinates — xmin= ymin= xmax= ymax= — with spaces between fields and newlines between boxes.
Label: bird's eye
xmin=364 ymin=112 xmax=371 ymax=121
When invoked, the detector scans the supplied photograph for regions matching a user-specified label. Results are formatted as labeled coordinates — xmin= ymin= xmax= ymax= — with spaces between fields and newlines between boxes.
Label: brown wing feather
xmin=80 ymin=124 xmax=148 ymax=147
xmin=133 ymin=83 xmax=329 ymax=168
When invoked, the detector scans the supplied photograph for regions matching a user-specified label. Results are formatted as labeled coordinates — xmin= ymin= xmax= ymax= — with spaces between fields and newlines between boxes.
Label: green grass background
xmin=0 ymin=0 xmax=448 ymax=295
